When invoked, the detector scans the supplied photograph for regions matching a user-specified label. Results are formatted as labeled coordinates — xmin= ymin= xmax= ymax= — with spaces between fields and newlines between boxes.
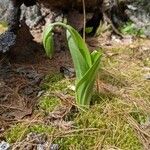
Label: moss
xmin=38 ymin=96 xmax=60 ymax=113
xmin=130 ymin=110 xmax=148 ymax=124
xmin=5 ymin=124 xmax=28 ymax=143
xmin=38 ymin=73 xmax=75 ymax=114
xmin=29 ymin=124 xmax=54 ymax=134
xmin=5 ymin=123 xmax=54 ymax=143
xmin=5 ymin=100 xmax=143 ymax=149
xmin=49 ymin=79 xmax=72 ymax=91
xmin=132 ymin=81 xmax=150 ymax=102
xmin=143 ymin=57 xmax=150 ymax=67
xmin=41 ymin=73 xmax=73 ymax=92
xmin=41 ymin=73 xmax=64 ymax=90
xmin=55 ymin=100 xmax=142 ymax=150
xmin=120 ymin=22 xmax=144 ymax=37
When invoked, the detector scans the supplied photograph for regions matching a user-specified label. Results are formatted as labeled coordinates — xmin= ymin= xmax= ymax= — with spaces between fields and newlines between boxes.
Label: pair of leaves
xmin=66 ymin=28 xmax=102 ymax=107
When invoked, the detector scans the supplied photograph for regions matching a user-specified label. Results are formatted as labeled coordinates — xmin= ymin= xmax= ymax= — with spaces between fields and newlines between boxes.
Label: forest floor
xmin=0 ymin=15 xmax=150 ymax=149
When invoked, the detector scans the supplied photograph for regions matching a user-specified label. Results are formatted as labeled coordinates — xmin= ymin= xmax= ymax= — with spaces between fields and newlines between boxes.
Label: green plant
xmin=43 ymin=22 xmax=102 ymax=109
xmin=120 ymin=22 xmax=144 ymax=36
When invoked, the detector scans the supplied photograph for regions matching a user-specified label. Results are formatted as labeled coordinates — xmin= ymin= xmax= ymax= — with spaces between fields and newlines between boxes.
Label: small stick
xmin=82 ymin=0 xmax=86 ymax=41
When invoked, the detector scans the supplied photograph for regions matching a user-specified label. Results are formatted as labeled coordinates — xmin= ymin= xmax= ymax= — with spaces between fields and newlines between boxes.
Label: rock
xmin=144 ymin=74 xmax=150 ymax=80
xmin=0 ymin=141 xmax=10 ymax=150
xmin=111 ymin=35 xmax=122 ymax=43
xmin=50 ymin=144 xmax=59 ymax=150
xmin=37 ymin=144 xmax=45 ymax=150
xmin=37 ymin=143 xmax=59 ymax=150
xmin=14 ymin=132 xmax=59 ymax=150
xmin=0 ymin=31 xmax=16 ymax=53
xmin=26 ymin=133 xmax=47 ymax=144
xmin=122 ymin=35 xmax=133 ymax=44
xmin=125 ymin=0 xmax=150 ymax=37
xmin=68 ymin=85 xmax=76 ymax=91
xmin=0 ymin=0 xmax=17 ymax=53
xmin=20 ymin=4 xmax=44 ymax=29
xmin=0 ymin=0 xmax=37 ymax=53
xmin=142 ymin=67 xmax=150 ymax=71
xmin=60 ymin=66 xmax=75 ymax=78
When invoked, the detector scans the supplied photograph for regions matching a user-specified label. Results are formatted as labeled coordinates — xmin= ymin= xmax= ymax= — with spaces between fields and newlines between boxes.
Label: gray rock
xmin=60 ymin=66 xmax=75 ymax=78
xmin=37 ymin=144 xmax=45 ymax=150
xmin=50 ymin=144 xmax=59 ymax=150
xmin=0 ymin=31 xmax=16 ymax=53
xmin=126 ymin=0 xmax=150 ymax=37
xmin=144 ymin=74 xmax=150 ymax=80
xmin=37 ymin=143 xmax=59 ymax=150
xmin=0 ymin=141 xmax=10 ymax=150
xmin=20 ymin=4 xmax=43 ymax=29
xmin=0 ymin=0 xmax=39 ymax=53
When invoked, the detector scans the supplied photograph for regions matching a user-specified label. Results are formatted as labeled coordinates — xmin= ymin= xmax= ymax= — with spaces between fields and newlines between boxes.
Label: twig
xmin=103 ymin=12 xmax=124 ymax=38
xmin=82 ymin=0 xmax=86 ymax=41
xmin=56 ymin=128 xmax=107 ymax=137
xmin=0 ymin=104 xmax=23 ymax=111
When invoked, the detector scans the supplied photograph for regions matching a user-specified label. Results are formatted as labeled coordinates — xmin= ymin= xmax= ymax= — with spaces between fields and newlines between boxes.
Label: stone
xmin=0 ymin=141 xmax=10 ymax=150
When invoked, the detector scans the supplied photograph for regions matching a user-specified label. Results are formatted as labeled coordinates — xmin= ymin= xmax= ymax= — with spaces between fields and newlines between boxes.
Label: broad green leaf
xmin=44 ymin=34 xmax=54 ymax=58
xmin=76 ymin=51 xmax=102 ymax=91
xmin=67 ymin=25 xmax=92 ymax=67
xmin=76 ymin=51 xmax=102 ymax=106
xmin=66 ymin=30 xmax=89 ymax=80
xmin=91 ymin=50 xmax=102 ymax=64
xmin=43 ymin=24 xmax=53 ymax=45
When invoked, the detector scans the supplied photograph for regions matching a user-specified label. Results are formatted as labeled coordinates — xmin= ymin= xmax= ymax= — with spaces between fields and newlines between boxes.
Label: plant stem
xmin=82 ymin=0 xmax=86 ymax=41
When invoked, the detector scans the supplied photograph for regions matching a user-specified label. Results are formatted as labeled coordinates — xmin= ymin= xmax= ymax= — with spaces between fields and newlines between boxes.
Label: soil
xmin=0 ymin=9 xmax=83 ymax=125
xmin=0 ymin=19 xmax=72 ymax=128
